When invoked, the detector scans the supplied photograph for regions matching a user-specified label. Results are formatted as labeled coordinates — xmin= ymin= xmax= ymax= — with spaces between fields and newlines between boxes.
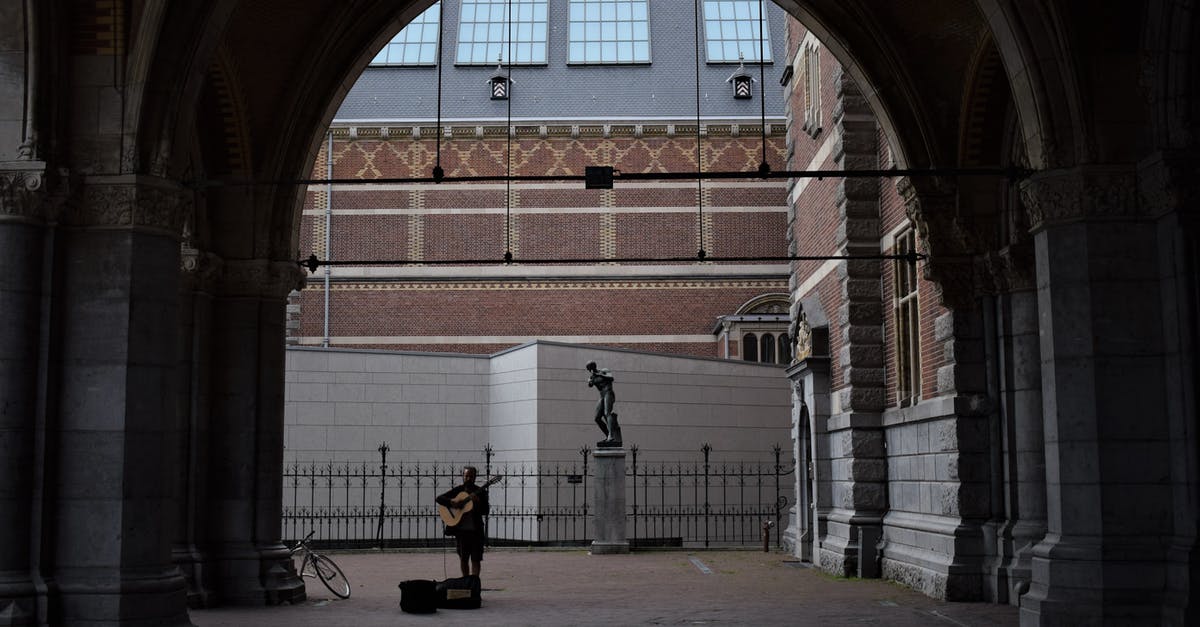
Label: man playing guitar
xmin=436 ymin=466 xmax=491 ymax=579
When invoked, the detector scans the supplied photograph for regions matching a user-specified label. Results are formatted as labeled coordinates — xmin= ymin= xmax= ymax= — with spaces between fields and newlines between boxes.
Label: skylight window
xmin=370 ymin=3 xmax=441 ymax=66
xmin=457 ymin=0 xmax=549 ymax=65
xmin=703 ymin=1 xmax=771 ymax=63
xmin=568 ymin=1 xmax=651 ymax=64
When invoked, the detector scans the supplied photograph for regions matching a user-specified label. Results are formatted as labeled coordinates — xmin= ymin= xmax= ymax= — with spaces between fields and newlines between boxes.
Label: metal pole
xmin=630 ymin=444 xmax=638 ymax=549
xmin=322 ymin=130 xmax=332 ymax=347
xmin=702 ymin=443 xmax=711 ymax=548
xmin=376 ymin=443 xmax=388 ymax=545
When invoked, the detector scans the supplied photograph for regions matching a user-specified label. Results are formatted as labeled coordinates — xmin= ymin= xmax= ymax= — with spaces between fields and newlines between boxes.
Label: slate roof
xmin=334 ymin=0 xmax=791 ymax=122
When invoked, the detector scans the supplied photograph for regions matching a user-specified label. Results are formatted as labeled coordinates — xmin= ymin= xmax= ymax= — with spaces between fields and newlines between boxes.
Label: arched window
xmin=760 ymin=333 xmax=776 ymax=363
xmin=778 ymin=333 xmax=791 ymax=364
xmin=742 ymin=333 xmax=758 ymax=361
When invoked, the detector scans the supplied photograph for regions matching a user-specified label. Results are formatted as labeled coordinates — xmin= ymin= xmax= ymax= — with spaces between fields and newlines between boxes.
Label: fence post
xmin=484 ymin=443 xmax=493 ymax=478
xmin=702 ymin=443 xmax=712 ymax=548
xmin=580 ymin=445 xmax=590 ymax=520
xmin=773 ymin=444 xmax=782 ymax=548
xmin=630 ymin=444 xmax=638 ymax=548
xmin=377 ymin=443 xmax=389 ymax=545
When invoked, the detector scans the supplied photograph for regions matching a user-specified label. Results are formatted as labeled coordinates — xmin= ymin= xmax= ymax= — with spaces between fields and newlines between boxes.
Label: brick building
xmin=291 ymin=0 xmax=795 ymax=362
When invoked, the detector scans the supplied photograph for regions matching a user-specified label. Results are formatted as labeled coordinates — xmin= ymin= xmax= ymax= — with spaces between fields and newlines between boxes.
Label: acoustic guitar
xmin=437 ymin=475 xmax=503 ymax=527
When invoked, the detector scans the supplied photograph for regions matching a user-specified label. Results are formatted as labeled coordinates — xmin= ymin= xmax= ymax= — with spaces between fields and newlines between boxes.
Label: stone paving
xmin=190 ymin=549 xmax=1019 ymax=626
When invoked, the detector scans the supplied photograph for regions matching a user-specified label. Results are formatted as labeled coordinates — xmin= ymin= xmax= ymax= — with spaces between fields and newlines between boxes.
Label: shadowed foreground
xmin=191 ymin=549 xmax=1018 ymax=626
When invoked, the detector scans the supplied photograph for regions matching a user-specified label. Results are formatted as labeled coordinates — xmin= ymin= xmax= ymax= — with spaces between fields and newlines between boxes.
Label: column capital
xmin=180 ymin=247 xmax=224 ymax=294
xmin=1019 ymin=165 xmax=1141 ymax=233
xmin=64 ymin=174 xmax=189 ymax=235
xmin=0 ymin=161 xmax=50 ymax=223
xmin=976 ymin=241 xmax=1036 ymax=294
xmin=1138 ymin=151 xmax=1200 ymax=220
xmin=218 ymin=259 xmax=307 ymax=300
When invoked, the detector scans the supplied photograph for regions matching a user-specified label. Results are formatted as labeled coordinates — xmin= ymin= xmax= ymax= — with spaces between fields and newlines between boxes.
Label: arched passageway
xmin=0 ymin=1 xmax=1197 ymax=624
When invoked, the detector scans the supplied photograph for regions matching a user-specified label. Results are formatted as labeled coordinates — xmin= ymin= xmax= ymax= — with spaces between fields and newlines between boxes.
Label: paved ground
xmin=190 ymin=549 xmax=1019 ymax=626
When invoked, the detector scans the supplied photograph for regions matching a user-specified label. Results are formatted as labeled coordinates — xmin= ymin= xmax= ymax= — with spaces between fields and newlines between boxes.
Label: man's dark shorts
xmin=456 ymin=531 xmax=484 ymax=562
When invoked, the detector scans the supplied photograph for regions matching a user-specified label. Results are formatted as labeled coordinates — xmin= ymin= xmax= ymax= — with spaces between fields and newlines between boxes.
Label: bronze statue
xmin=586 ymin=361 xmax=622 ymax=447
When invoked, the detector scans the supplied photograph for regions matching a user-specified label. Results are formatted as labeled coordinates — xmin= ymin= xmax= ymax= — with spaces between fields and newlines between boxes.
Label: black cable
xmin=299 ymin=251 xmax=926 ymax=271
xmin=757 ymin=0 xmax=768 ymax=175
xmin=433 ymin=1 xmax=445 ymax=181
xmin=694 ymin=0 xmax=705 ymax=259
xmin=195 ymin=165 xmax=1030 ymax=188
xmin=504 ymin=0 xmax=513 ymax=262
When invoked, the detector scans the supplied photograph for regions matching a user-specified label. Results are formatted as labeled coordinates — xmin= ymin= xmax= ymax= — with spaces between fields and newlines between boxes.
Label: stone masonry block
xmin=852 ymin=481 xmax=888 ymax=510
xmin=841 ymin=198 xmax=879 ymax=219
xmin=851 ymin=458 xmax=888 ymax=482
xmin=932 ymin=421 xmax=958 ymax=452
xmin=840 ymin=344 xmax=884 ymax=367
xmin=843 ymin=325 xmax=883 ymax=345
xmin=842 ymin=366 xmax=885 ymax=387
xmin=842 ymin=276 xmax=882 ymax=300
xmin=839 ymin=387 xmax=886 ymax=412
xmin=934 ymin=311 xmax=957 ymax=342
xmin=943 ymin=338 xmax=985 ymax=365
xmin=835 ymin=219 xmax=883 ymax=246
xmin=838 ymin=258 xmax=882 ymax=279
xmin=840 ymin=302 xmax=883 ymax=326
xmin=841 ymin=429 xmax=885 ymax=457
xmin=843 ymin=177 xmax=880 ymax=201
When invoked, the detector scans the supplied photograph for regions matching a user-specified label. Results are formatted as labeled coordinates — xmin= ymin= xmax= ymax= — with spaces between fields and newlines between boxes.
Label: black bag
xmin=398 ymin=579 xmax=438 ymax=614
xmin=436 ymin=575 xmax=482 ymax=609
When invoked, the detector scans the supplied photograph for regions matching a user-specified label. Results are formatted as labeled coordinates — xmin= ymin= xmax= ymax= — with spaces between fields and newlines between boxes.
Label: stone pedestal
xmin=590 ymin=448 xmax=629 ymax=555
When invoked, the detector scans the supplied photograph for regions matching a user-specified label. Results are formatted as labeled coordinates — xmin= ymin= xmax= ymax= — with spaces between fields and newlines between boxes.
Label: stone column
xmin=1139 ymin=151 xmax=1199 ymax=625
xmin=204 ymin=259 xmax=306 ymax=605
xmin=174 ymin=243 xmax=221 ymax=608
xmin=1019 ymin=166 xmax=1173 ymax=624
xmin=590 ymin=448 xmax=629 ymax=554
xmin=50 ymin=176 xmax=191 ymax=625
xmin=980 ymin=243 xmax=1046 ymax=605
xmin=0 ymin=165 xmax=48 ymax=626
xmin=819 ymin=68 xmax=887 ymax=579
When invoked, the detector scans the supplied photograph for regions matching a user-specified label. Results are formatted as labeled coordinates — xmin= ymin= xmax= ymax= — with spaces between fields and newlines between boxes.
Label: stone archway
xmin=3 ymin=1 xmax=1199 ymax=625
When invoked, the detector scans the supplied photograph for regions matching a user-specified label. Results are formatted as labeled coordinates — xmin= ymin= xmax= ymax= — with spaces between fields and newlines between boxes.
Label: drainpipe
xmin=323 ymin=130 xmax=332 ymax=347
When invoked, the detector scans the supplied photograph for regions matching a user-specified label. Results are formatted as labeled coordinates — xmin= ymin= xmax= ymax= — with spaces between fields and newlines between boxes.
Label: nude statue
xmin=586 ymin=361 xmax=622 ymax=447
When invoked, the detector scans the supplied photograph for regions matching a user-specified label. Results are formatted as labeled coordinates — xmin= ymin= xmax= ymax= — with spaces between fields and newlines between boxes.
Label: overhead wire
xmin=694 ymin=0 xmax=706 ymax=260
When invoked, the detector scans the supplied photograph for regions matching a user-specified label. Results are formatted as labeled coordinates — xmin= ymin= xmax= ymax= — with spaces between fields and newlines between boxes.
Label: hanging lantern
xmin=489 ymin=59 xmax=510 ymax=100
xmin=726 ymin=56 xmax=755 ymax=100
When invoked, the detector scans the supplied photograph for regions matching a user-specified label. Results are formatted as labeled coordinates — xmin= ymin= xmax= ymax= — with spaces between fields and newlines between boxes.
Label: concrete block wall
xmin=285 ymin=341 xmax=792 ymax=466
xmin=284 ymin=347 xmax=491 ymax=463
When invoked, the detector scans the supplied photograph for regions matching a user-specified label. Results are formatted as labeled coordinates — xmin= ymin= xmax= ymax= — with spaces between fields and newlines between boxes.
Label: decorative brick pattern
xmin=72 ymin=0 xmax=127 ymax=56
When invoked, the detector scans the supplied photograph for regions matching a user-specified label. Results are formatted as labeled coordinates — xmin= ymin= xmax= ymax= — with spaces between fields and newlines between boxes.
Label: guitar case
xmin=436 ymin=575 xmax=482 ymax=609
xmin=398 ymin=579 xmax=438 ymax=614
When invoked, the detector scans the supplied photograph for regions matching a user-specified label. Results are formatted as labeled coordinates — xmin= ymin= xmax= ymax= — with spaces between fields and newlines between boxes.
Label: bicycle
xmin=289 ymin=530 xmax=351 ymax=599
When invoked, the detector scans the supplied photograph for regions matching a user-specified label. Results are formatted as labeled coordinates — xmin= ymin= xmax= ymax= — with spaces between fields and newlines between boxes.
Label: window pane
xmin=457 ymin=0 xmax=548 ymax=65
xmin=568 ymin=0 xmax=650 ymax=63
xmin=369 ymin=2 xmax=441 ymax=66
xmin=703 ymin=0 xmax=772 ymax=62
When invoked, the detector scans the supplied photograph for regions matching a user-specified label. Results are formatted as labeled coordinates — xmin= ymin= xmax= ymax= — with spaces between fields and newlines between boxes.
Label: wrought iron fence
xmin=282 ymin=444 xmax=794 ymax=550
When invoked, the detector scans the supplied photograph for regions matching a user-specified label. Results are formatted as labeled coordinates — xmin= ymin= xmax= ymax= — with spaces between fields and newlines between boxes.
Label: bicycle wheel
xmin=313 ymin=554 xmax=351 ymax=599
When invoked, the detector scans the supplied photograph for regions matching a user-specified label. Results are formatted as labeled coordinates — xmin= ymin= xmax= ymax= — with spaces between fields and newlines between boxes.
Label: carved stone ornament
xmin=1138 ymin=152 xmax=1200 ymax=218
xmin=0 ymin=164 xmax=48 ymax=221
xmin=219 ymin=259 xmax=308 ymax=299
xmin=897 ymin=176 xmax=981 ymax=310
xmin=66 ymin=176 xmax=188 ymax=234
xmin=976 ymin=241 xmax=1036 ymax=295
xmin=793 ymin=312 xmax=813 ymax=363
xmin=1019 ymin=166 xmax=1141 ymax=232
